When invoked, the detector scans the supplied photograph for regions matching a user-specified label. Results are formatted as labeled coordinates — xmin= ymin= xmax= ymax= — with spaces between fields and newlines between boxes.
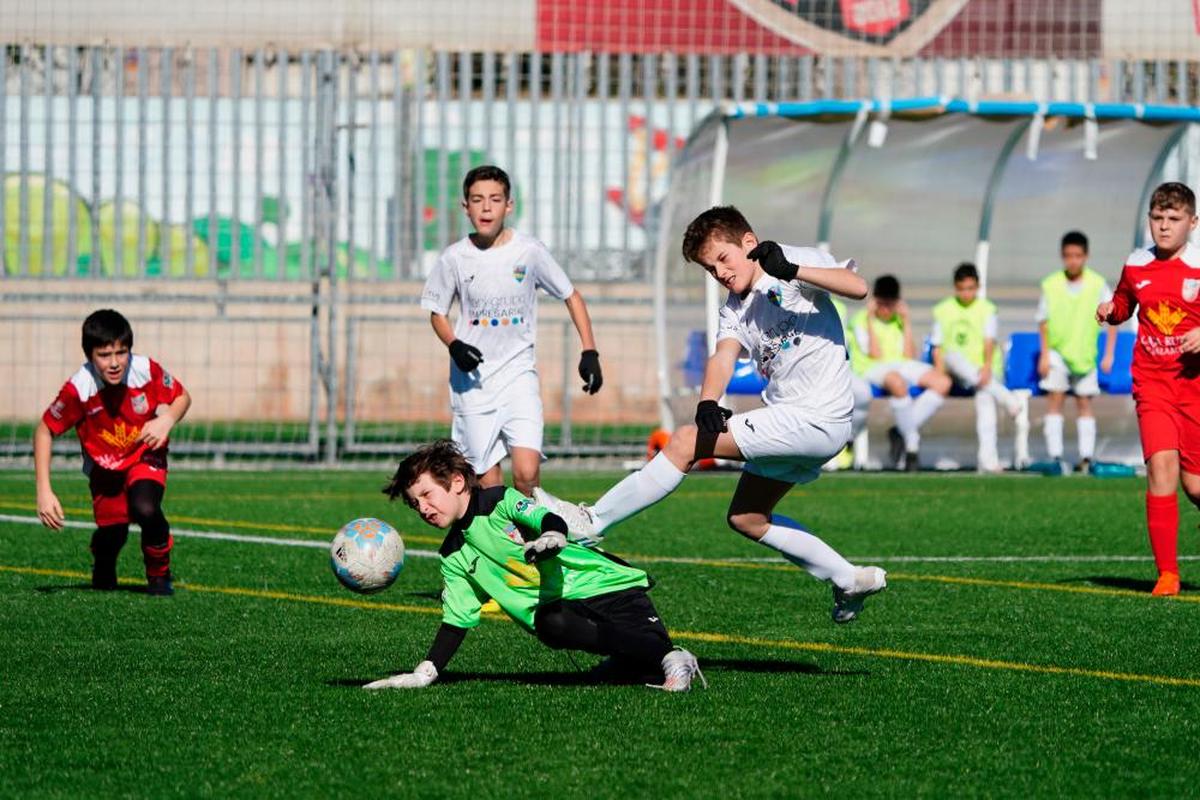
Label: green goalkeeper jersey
xmin=438 ymin=486 xmax=650 ymax=632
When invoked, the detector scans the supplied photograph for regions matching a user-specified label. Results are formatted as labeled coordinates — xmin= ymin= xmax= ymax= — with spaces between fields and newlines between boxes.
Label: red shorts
xmin=88 ymin=455 xmax=168 ymax=527
xmin=1137 ymin=399 xmax=1200 ymax=474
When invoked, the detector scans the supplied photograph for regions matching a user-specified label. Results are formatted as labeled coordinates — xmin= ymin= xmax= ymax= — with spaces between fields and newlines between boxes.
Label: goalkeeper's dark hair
xmin=1060 ymin=230 xmax=1089 ymax=252
xmin=953 ymin=262 xmax=979 ymax=283
xmin=873 ymin=274 xmax=901 ymax=301
xmin=82 ymin=309 xmax=133 ymax=357
xmin=384 ymin=439 xmax=478 ymax=505
xmin=682 ymin=205 xmax=753 ymax=265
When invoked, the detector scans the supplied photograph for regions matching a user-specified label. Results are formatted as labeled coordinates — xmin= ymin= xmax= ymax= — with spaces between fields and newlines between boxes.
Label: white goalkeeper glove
xmin=362 ymin=660 xmax=438 ymax=690
xmin=523 ymin=531 xmax=567 ymax=563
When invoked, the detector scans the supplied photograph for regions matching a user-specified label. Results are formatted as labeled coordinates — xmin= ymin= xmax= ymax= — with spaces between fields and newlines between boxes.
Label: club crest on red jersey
xmin=1148 ymin=301 xmax=1187 ymax=336
xmin=1183 ymin=278 xmax=1200 ymax=303
xmin=131 ymin=393 xmax=149 ymax=415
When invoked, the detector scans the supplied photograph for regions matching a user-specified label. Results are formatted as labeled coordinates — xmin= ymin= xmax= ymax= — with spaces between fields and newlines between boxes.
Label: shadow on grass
xmin=34 ymin=582 xmax=149 ymax=594
xmin=329 ymin=657 xmax=866 ymax=689
xmin=1064 ymin=576 xmax=1200 ymax=593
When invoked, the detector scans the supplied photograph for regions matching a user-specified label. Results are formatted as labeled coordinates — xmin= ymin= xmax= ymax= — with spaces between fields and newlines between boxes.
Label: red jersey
xmin=42 ymin=355 xmax=185 ymax=473
xmin=1108 ymin=244 xmax=1200 ymax=401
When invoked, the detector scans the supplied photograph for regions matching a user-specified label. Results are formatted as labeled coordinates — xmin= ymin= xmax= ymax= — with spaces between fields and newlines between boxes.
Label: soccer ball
xmin=330 ymin=518 xmax=405 ymax=594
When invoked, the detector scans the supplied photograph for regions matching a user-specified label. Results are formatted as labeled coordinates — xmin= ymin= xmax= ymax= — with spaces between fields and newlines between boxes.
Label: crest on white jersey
xmin=1183 ymin=278 xmax=1200 ymax=302
xmin=513 ymin=264 xmax=527 ymax=283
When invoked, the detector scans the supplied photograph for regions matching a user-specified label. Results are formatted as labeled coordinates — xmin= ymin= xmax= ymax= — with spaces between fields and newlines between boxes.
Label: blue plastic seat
xmin=1004 ymin=330 xmax=1134 ymax=395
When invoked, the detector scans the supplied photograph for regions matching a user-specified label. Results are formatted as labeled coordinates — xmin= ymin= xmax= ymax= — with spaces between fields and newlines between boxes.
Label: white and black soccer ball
xmin=330 ymin=518 xmax=405 ymax=594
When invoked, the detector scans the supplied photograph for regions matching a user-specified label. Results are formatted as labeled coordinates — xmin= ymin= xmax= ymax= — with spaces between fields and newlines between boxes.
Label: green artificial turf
xmin=2 ymin=469 xmax=1200 ymax=798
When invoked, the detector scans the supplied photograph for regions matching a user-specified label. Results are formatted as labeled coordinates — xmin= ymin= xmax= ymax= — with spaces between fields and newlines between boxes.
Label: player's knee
xmin=512 ymin=465 xmax=539 ymax=495
xmin=883 ymin=374 xmax=906 ymax=396
xmin=931 ymin=373 xmax=952 ymax=394
xmin=127 ymin=494 xmax=161 ymax=526
xmin=533 ymin=606 xmax=571 ymax=649
xmin=1185 ymin=486 xmax=1200 ymax=510
xmin=726 ymin=511 xmax=768 ymax=539
xmin=667 ymin=425 xmax=698 ymax=458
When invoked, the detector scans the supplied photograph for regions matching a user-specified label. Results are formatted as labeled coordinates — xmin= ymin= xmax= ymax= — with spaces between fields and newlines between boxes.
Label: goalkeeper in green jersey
xmin=362 ymin=440 xmax=704 ymax=692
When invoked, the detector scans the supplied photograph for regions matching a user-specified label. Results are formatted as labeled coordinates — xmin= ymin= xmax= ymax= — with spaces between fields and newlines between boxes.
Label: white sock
xmin=591 ymin=452 xmax=686 ymax=533
xmin=974 ymin=393 xmax=999 ymax=467
xmin=1078 ymin=416 xmax=1097 ymax=460
xmin=983 ymin=379 xmax=1017 ymax=414
xmin=760 ymin=514 xmax=856 ymax=589
xmin=1044 ymin=413 xmax=1064 ymax=460
xmin=911 ymin=389 xmax=945 ymax=430
xmin=889 ymin=396 xmax=918 ymax=450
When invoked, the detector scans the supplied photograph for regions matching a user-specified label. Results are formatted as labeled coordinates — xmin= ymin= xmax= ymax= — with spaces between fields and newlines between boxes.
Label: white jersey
xmin=421 ymin=230 xmax=575 ymax=414
xmin=716 ymin=244 xmax=854 ymax=423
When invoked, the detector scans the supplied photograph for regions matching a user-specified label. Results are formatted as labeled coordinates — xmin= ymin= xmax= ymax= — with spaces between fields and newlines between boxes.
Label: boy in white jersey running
xmin=536 ymin=206 xmax=887 ymax=623
xmin=422 ymin=166 xmax=603 ymax=495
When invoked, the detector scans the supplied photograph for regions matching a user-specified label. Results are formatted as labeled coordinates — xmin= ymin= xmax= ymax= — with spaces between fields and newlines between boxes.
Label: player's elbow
xmin=846 ymin=275 xmax=868 ymax=300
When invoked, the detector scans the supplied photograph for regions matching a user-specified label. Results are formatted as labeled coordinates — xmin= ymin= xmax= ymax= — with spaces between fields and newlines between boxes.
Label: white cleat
xmin=832 ymin=566 xmax=887 ymax=624
xmin=532 ymin=487 xmax=602 ymax=546
xmin=648 ymin=648 xmax=707 ymax=692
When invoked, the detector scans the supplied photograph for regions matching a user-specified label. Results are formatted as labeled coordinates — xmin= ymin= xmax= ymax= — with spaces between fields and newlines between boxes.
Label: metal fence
xmin=4 ymin=45 xmax=1200 ymax=284
xmin=0 ymin=287 xmax=662 ymax=466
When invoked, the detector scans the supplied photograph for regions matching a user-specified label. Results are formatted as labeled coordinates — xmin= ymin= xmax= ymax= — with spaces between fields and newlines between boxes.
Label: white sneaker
xmin=648 ymin=648 xmax=707 ymax=692
xmin=532 ymin=487 xmax=602 ymax=546
xmin=831 ymin=566 xmax=888 ymax=624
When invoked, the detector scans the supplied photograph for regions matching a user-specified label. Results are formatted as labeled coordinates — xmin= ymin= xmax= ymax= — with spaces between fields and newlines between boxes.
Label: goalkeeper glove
xmin=362 ymin=660 xmax=438 ymax=690
xmin=747 ymin=240 xmax=798 ymax=281
xmin=695 ymin=400 xmax=733 ymax=434
xmin=578 ymin=350 xmax=603 ymax=395
xmin=523 ymin=531 xmax=568 ymax=563
xmin=448 ymin=340 xmax=484 ymax=373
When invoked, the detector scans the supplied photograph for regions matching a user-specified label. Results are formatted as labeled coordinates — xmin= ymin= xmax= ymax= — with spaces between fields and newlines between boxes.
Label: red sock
xmin=1146 ymin=493 xmax=1179 ymax=575
xmin=142 ymin=533 xmax=174 ymax=578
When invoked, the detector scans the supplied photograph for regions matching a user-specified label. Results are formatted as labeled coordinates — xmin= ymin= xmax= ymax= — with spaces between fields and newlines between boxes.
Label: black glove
xmin=747 ymin=240 xmax=798 ymax=281
xmin=695 ymin=399 xmax=733 ymax=434
xmin=448 ymin=340 xmax=484 ymax=373
xmin=578 ymin=350 xmax=603 ymax=395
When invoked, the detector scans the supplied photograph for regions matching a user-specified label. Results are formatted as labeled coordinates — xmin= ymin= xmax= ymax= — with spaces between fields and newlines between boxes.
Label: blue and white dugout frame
xmin=653 ymin=97 xmax=1200 ymax=431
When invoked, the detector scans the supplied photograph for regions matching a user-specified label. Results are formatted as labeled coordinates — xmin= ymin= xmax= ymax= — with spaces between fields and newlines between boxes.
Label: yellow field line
xmin=889 ymin=572 xmax=1200 ymax=604
xmin=3 ymin=563 xmax=1198 ymax=689
xmin=0 ymin=500 xmax=444 ymax=545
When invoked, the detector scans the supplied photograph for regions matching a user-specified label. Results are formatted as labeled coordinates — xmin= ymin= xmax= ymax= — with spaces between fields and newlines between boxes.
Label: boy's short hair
xmin=953 ymin=262 xmax=979 ymax=283
xmin=1060 ymin=230 xmax=1089 ymax=252
xmin=1149 ymin=182 xmax=1196 ymax=215
xmin=462 ymin=165 xmax=511 ymax=200
xmin=383 ymin=439 xmax=478 ymax=505
xmin=873 ymin=274 xmax=901 ymax=301
xmin=82 ymin=309 xmax=133 ymax=357
xmin=681 ymin=206 xmax=753 ymax=265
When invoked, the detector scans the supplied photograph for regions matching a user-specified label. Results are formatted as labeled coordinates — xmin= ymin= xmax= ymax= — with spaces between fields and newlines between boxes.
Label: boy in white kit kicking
xmin=536 ymin=206 xmax=887 ymax=623
xmin=421 ymin=165 xmax=603 ymax=495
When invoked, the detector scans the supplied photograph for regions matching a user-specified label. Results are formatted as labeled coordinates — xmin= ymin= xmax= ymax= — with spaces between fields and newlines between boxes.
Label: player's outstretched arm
xmin=699 ymin=339 xmax=741 ymax=405
xmin=564 ymin=291 xmax=602 ymax=395
xmin=363 ymin=623 xmax=468 ymax=690
xmin=33 ymin=421 xmax=64 ymax=530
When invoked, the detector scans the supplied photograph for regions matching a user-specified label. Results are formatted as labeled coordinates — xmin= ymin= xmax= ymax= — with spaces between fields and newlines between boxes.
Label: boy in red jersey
xmin=34 ymin=310 xmax=191 ymax=595
xmin=1097 ymin=182 xmax=1200 ymax=596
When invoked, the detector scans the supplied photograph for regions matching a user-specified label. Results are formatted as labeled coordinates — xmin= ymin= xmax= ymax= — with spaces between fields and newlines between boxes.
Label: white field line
xmin=0 ymin=512 xmax=1192 ymax=565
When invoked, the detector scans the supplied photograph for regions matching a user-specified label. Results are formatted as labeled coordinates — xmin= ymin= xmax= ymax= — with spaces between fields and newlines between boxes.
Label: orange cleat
xmin=1151 ymin=571 xmax=1181 ymax=597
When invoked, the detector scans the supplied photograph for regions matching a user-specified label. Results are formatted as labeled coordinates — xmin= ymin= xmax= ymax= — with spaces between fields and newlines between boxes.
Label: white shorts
xmin=451 ymin=379 xmax=545 ymax=473
xmin=864 ymin=359 xmax=934 ymax=388
xmin=1038 ymin=349 xmax=1099 ymax=396
xmin=729 ymin=404 xmax=852 ymax=485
